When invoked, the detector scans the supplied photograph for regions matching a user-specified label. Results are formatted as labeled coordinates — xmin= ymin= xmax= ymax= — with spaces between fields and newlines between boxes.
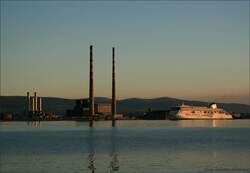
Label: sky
xmin=0 ymin=1 xmax=249 ymax=104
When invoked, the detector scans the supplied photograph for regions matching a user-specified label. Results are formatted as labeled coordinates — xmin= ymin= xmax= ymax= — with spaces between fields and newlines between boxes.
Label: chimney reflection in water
xmin=86 ymin=128 xmax=119 ymax=173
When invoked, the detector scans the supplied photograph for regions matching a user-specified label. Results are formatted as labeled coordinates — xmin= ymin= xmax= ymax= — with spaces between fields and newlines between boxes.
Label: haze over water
xmin=0 ymin=1 xmax=249 ymax=104
xmin=0 ymin=120 xmax=249 ymax=173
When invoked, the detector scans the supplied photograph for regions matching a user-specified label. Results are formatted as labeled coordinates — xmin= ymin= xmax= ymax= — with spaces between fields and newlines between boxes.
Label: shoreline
xmin=1 ymin=118 xmax=250 ymax=122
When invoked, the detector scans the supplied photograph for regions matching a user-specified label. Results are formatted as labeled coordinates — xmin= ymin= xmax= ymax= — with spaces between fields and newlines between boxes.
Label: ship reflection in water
xmin=87 ymin=128 xmax=119 ymax=173
xmin=176 ymin=119 xmax=249 ymax=128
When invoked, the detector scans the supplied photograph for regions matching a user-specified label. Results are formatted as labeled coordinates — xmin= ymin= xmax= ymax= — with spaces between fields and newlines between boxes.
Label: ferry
xmin=169 ymin=103 xmax=233 ymax=120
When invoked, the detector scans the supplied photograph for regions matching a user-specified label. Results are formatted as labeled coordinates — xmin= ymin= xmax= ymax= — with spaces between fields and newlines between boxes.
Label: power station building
xmin=67 ymin=99 xmax=113 ymax=119
xmin=95 ymin=103 xmax=111 ymax=115
xmin=67 ymin=98 xmax=123 ymax=120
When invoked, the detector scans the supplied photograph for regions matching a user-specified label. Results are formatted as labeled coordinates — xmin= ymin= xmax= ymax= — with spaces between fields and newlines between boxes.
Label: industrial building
xmin=66 ymin=98 xmax=123 ymax=120
xmin=19 ymin=45 xmax=121 ymax=125
xmin=95 ymin=103 xmax=112 ymax=115
xmin=26 ymin=92 xmax=43 ymax=120
xmin=67 ymin=99 xmax=114 ymax=119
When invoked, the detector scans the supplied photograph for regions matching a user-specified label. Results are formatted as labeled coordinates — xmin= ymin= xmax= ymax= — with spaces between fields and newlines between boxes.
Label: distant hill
xmin=0 ymin=96 xmax=75 ymax=115
xmin=0 ymin=96 xmax=249 ymax=116
xmin=118 ymin=97 xmax=250 ymax=114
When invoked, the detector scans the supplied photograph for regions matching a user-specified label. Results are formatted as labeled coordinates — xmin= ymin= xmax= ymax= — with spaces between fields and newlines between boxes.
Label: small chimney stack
xmin=32 ymin=97 xmax=35 ymax=114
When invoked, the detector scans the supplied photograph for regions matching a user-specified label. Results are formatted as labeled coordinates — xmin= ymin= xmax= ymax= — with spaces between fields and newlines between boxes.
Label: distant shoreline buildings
xmin=1 ymin=96 xmax=250 ymax=121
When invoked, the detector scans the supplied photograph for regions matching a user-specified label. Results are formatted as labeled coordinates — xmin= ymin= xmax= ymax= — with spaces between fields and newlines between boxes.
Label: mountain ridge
xmin=0 ymin=96 xmax=249 ymax=115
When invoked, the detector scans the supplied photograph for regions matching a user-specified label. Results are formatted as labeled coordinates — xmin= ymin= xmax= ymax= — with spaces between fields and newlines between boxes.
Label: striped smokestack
xmin=112 ymin=47 xmax=116 ymax=127
xmin=32 ymin=97 xmax=35 ymax=114
xmin=89 ymin=45 xmax=94 ymax=127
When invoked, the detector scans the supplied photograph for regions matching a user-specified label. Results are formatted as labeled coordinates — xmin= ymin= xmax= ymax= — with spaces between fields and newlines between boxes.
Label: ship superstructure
xmin=169 ymin=103 xmax=232 ymax=119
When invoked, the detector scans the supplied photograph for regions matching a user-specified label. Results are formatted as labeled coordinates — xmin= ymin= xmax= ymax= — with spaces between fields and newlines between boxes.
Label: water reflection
xmin=108 ymin=128 xmax=119 ymax=172
xmin=27 ymin=120 xmax=40 ymax=128
xmin=211 ymin=125 xmax=217 ymax=169
xmin=87 ymin=128 xmax=96 ymax=173
xmin=1 ymin=121 xmax=249 ymax=173
xmin=86 ymin=128 xmax=120 ymax=173
xmin=176 ymin=120 xmax=231 ymax=127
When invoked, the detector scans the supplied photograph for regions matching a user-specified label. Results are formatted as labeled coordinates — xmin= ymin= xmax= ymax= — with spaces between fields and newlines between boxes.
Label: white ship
xmin=169 ymin=103 xmax=232 ymax=119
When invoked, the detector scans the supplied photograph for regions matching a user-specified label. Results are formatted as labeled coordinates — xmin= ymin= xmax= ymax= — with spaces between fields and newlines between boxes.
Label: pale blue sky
xmin=0 ymin=1 xmax=249 ymax=104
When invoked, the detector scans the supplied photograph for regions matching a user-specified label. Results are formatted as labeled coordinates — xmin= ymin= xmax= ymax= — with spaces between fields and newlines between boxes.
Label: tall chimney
xmin=89 ymin=45 xmax=94 ymax=127
xmin=27 ymin=92 xmax=30 ymax=116
xmin=112 ymin=47 xmax=116 ymax=127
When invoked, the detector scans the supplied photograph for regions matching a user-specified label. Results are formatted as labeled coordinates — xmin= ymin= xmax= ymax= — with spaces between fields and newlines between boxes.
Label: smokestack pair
xmin=27 ymin=92 xmax=42 ymax=115
xmin=89 ymin=45 xmax=116 ymax=127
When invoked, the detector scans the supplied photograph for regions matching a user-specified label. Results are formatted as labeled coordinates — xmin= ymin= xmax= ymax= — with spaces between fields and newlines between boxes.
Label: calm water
xmin=0 ymin=120 xmax=249 ymax=173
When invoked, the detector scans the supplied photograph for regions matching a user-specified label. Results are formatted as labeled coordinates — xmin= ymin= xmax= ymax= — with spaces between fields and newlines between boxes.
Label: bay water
xmin=0 ymin=120 xmax=249 ymax=173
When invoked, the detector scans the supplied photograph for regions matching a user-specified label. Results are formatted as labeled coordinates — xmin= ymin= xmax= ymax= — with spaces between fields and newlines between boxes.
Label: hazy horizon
xmin=0 ymin=94 xmax=249 ymax=106
xmin=0 ymin=1 xmax=249 ymax=104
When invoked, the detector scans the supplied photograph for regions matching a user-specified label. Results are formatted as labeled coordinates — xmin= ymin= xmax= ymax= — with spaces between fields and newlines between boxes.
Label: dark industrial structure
xmin=67 ymin=98 xmax=112 ymax=120
xmin=89 ymin=45 xmax=94 ymax=127
xmin=112 ymin=47 xmax=116 ymax=127
xmin=87 ymin=45 xmax=119 ymax=127
xmin=17 ymin=45 xmax=121 ymax=125
xmin=67 ymin=99 xmax=89 ymax=117
xmin=144 ymin=109 xmax=170 ymax=120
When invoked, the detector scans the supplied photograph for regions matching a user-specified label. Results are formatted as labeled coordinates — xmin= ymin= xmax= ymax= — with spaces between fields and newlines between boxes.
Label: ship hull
xmin=170 ymin=117 xmax=233 ymax=120
xmin=169 ymin=103 xmax=233 ymax=120
xmin=174 ymin=114 xmax=232 ymax=120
